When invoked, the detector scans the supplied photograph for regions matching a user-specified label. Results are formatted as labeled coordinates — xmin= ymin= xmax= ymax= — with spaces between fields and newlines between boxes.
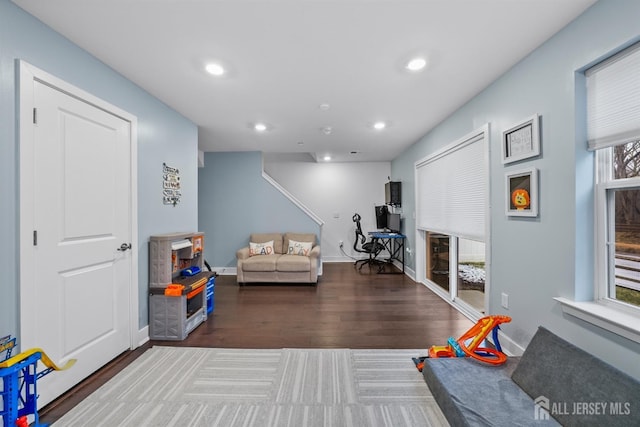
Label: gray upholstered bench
xmin=422 ymin=326 xmax=640 ymax=426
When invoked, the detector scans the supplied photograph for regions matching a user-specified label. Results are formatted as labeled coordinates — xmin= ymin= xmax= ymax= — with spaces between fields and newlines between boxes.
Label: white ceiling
xmin=13 ymin=0 xmax=596 ymax=162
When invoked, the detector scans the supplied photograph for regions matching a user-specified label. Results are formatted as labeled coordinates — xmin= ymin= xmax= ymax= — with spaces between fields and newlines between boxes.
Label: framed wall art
xmin=162 ymin=162 xmax=181 ymax=206
xmin=502 ymin=114 xmax=540 ymax=164
xmin=505 ymin=168 xmax=538 ymax=217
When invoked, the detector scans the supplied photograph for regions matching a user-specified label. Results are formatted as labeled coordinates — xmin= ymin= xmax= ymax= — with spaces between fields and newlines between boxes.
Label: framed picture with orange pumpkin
xmin=505 ymin=168 xmax=538 ymax=217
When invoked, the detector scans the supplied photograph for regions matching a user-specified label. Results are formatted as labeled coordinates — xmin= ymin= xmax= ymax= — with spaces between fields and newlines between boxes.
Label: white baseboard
xmin=136 ymin=325 xmax=149 ymax=348
xmin=210 ymin=260 xmax=413 ymax=280
xmin=210 ymin=267 xmax=237 ymax=275
xmin=322 ymin=256 xmax=357 ymax=263
xmin=487 ymin=329 xmax=525 ymax=356
xmin=395 ymin=261 xmax=415 ymax=281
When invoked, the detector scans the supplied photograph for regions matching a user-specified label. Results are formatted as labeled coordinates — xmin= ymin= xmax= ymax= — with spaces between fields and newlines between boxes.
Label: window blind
xmin=415 ymin=131 xmax=486 ymax=241
xmin=586 ymin=42 xmax=640 ymax=151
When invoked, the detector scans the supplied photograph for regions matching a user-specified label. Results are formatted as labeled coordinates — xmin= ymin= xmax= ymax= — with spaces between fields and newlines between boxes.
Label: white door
xmin=20 ymin=70 xmax=134 ymax=406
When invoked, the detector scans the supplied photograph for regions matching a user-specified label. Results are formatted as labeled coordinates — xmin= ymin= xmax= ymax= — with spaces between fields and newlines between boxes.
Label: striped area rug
xmin=53 ymin=347 xmax=448 ymax=427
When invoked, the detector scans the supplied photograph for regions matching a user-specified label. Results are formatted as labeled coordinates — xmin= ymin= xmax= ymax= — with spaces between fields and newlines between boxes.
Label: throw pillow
xmin=288 ymin=239 xmax=313 ymax=256
xmin=249 ymin=240 xmax=274 ymax=256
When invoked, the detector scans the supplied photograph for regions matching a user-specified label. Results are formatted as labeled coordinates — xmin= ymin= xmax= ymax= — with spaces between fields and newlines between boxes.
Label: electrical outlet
xmin=501 ymin=292 xmax=509 ymax=309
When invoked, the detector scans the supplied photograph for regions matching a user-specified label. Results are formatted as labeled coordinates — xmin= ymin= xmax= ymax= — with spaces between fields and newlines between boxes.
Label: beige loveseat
xmin=236 ymin=232 xmax=320 ymax=285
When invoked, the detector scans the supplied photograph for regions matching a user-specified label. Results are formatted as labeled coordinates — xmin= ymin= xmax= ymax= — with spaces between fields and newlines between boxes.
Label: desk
xmin=368 ymin=232 xmax=406 ymax=274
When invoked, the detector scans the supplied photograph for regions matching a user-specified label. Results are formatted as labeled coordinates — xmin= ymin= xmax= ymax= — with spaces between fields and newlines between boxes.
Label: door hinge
xmin=33 ymin=107 xmax=37 ymax=124
xmin=33 ymin=230 xmax=37 ymax=246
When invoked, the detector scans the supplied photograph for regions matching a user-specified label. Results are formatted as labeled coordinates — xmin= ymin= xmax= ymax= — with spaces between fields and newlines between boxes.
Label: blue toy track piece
xmin=492 ymin=324 xmax=503 ymax=352
xmin=447 ymin=337 xmax=466 ymax=357
xmin=1 ymin=340 xmax=75 ymax=427
xmin=0 ymin=336 xmax=16 ymax=362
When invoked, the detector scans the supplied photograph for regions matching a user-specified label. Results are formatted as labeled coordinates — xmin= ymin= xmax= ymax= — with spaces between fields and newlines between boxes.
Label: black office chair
xmin=352 ymin=213 xmax=385 ymax=270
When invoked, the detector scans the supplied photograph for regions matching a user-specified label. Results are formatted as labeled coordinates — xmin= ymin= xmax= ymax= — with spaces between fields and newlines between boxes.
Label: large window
xmin=416 ymin=126 xmax=488 ymax=317
xmin=556 ymin=41 xmax=640 ymax=343
xmin=589 ymin=42 xmax=640 ymax=313
xmin=595 ymin=142 xmax=640 ymax=310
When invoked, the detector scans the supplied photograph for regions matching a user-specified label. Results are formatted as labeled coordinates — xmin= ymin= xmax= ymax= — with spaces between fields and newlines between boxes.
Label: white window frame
xmin=556 ymin=42 xmax=640 ymax=343
xmin=594 ymin=148 xmax=640 ymax=315
xmin=557 ymin=155 xmax=640 ymax=343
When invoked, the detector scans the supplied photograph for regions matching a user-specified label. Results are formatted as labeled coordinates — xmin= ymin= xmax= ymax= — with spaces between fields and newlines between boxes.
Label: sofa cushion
xmin=241 ymin=254 xmax=278 ymax=272
xmin=284 ymin=232 xmax=316 ymax=252
xmin=511 ymin=326 xmax=640 ymax=426
xmin=249 ymin=240 xmax=274 ymax=256
xmin=422 ymin=357 xmax=560 ymax=426
xmin=276 ymin=254 xmax=311 ymax=272
xmin=287 ymin=239 xmax=313 ymax=256
xmin=250 ymin=233 xmax=284 ymax=254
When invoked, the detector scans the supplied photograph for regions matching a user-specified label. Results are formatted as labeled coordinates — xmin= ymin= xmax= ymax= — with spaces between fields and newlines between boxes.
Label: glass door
xmin=426 ymin=232 xmax=450 ymax=293
xmin=457 ymin=238 xmax=486 ymax=314
xmin=424 ymin=230 xmax=486 ymax=316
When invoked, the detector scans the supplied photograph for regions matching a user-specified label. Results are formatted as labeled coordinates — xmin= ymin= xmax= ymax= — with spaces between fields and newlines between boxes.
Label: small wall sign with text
xmin=163 ymin=163 xmax=181 ymax=206
xmin=502 ymin=114 xmax=541 ymax=164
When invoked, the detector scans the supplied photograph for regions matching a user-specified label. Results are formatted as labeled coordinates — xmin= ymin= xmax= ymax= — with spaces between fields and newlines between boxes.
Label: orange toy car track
xmin=427 ymin=315 xmax=512 ymax=365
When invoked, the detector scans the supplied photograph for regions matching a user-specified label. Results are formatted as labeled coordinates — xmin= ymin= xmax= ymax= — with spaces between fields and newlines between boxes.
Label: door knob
xmin=118 ymin=243 xmax=132 ymax=252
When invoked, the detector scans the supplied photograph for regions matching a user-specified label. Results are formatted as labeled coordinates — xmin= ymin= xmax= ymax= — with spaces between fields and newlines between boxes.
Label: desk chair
xmin=352 ymin=213 xmax=385 ymax=270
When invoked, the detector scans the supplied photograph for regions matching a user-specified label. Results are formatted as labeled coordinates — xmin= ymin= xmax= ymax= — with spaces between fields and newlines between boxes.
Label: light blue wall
xmin=198 ymin=152 xmax=321 ymax=269
xmin=392 ymin=0 xmax=640 ymax=379
xmin=0 ymin=0 xmax=198 ymax=337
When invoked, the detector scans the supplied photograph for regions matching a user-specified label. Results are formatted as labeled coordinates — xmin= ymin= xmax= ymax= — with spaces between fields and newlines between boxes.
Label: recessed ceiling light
xmin=373 ymin=121 xmax=386 ymax=130
xmin=319 ymin=103 xmax=331 ymax=111
xmin=254 ymin=123 xmax=267 ymax=132
xmin=321 ymin=126 xmax=333 ymax=135
xmin=205 ymin=62 xmax=225 ymax=76
xmin=406 ymin=57 xmax=427 ymax=72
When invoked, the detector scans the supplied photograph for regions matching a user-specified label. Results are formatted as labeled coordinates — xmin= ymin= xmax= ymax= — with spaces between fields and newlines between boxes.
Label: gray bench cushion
xmin=423 ymin=357 xmax=560 ymax=426
xmin=511 ymin=326 xmax=640 ymax=427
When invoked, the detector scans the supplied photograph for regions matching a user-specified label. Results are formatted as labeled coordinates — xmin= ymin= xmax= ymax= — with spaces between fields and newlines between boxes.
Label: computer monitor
xmin=375 ymin=205 xmax=388 ymax=229
xmin=386 ymin=212 xmax=401 ymax=233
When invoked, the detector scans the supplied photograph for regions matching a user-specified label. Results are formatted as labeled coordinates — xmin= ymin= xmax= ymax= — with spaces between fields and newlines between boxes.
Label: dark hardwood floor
xmin=39 ymin=262 xmax=473 ymax=424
